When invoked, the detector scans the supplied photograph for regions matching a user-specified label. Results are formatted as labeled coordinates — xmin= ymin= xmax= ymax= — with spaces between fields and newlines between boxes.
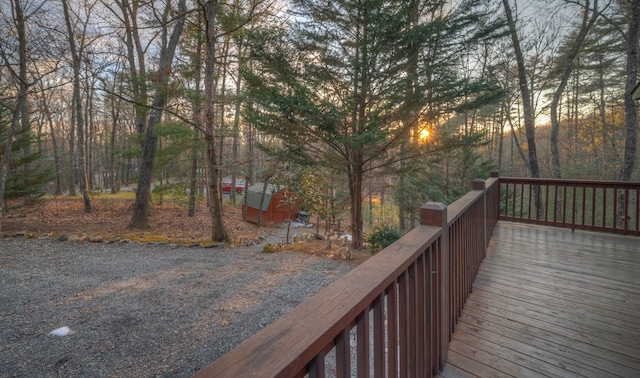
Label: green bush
xmin=365 ymin=224 xmax=402 ymax=254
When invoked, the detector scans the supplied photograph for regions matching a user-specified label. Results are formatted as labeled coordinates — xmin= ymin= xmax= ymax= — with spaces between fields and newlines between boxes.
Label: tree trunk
xmin=231 ymin=38 xmax=244 ymax=207
xmin=204 ymin=0 xmax=229 ymax=241
xmin=503 ymin=0 xmax=543 ymax=217
xmin=348 ymin=153 xmax=364 ymax=250
xmin=36 ymin=80 xmax=62 ymax=195
xmin=550 ymin=0 xmax=599 ymax=180
xmin=0 ymin=0 xmax=27 ymax=229
xmin=129 ymin=0 xmax=187 ymax=229
xmin=62 ymin=0 xmax=91 ymax=212
xmin=617 ymin=0 xmax=640 ymax=227
xmin=188 ymin=20 xmax=204 ymax=218
xmin=109 ymin=93 xmax=120 ymax=193
xmin=502 ymin=0 xmax=540 ymax=179
xmin=619 ymin=0 xmax=640 ymax=182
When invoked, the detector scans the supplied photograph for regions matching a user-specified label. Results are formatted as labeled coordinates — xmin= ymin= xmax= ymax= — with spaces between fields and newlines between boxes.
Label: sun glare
xmin=419 ymin=128 xmax=430 ymax=141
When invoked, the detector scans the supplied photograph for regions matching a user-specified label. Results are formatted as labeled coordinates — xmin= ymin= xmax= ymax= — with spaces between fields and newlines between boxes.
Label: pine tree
xmin=243 ymin=0 xmax=504 ymax=248
xmin=0 ymin=98 xmax=52 ymax=205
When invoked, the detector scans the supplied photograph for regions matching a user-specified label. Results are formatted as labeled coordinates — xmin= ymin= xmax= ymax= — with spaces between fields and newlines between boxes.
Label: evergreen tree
xmin=244 ymin=0 xmax=504 ymax=248
xmin=0 ymin=98 xmax=52 ymax=204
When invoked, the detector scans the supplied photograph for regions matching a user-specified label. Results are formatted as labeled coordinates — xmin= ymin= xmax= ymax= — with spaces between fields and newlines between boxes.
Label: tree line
xmin=1 ymin=0 xmax=638 ymax=247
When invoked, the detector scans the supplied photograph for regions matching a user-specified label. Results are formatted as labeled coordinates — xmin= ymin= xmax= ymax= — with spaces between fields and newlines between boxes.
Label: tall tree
xmin=619 ymin=0 xmax=640 ymax=182
xmin=0 ymin=0 xmax=30 ymax=230
xmin=129 ymin=0 xmax=187 ymax=229
xmin=61 ymin=0 xmax=93 ymax=213
xmin=502 ymin=0 xmax=542 ymax=179
xmin=244 ymin=0 xmax=503 ymax=248
xmin=549 ymin=0 xmax=603 ymax=179
xmin=203 ymin=0 xmax=229 ymax=241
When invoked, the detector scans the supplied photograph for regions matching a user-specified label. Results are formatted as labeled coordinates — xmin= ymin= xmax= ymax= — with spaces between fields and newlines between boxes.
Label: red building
xmin=243 ymin=183 xmax=300 ymax=225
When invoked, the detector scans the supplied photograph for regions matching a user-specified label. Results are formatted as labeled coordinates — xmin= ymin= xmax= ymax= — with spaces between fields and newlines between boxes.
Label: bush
xmin=365 ymin=224 xmax=402 ymax=254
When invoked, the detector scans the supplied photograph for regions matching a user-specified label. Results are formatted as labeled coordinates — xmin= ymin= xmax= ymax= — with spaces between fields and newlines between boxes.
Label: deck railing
xmin=194 ymin=173 xmax=500 ymax=378
xmin=499 ymin=177 xmax=640 ymax=235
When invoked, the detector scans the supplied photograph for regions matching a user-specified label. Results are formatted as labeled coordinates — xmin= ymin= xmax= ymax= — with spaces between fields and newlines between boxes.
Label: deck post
xmin=420 ymin=202 xmax=449 ymax=372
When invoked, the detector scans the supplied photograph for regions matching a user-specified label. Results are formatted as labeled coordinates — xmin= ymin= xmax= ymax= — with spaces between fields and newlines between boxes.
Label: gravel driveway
xmin=0 ymin=236 xmax=353 ymax=377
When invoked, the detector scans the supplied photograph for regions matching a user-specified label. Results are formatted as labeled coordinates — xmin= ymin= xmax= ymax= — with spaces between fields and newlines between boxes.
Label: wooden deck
xmin=440 ymin=221 xmax=640 ymax=378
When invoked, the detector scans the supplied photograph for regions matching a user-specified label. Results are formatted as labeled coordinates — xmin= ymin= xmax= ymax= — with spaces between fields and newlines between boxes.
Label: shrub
xmin=365 ymin=224 xmax=402 ymax=254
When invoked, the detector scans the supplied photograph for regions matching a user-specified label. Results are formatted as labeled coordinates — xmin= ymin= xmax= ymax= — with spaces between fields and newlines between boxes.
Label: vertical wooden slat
xmin=357 ymin=309 xmax=369 ymax=378
xmin=527 ymin=182 xmax=533 ymax=220
xmin=386 ymin=282 xmax=398 ymax=378
xmin=603 ymin=187 xmax=607 ymax=230
xmin=582 ymin=186 xmax=587 ymax=227
xmin=373 ymin=294 xmax=384 ymax=378
xmin=416 ymin=253 xmax=426 ymax=376
xmin=624 ymin=188 xmax=629 ymax=231
xmin=429 ymin=245 xmax=438 ymax=376
xmin=614 ymin=186 xmax=619 ymax=231
xmin=519 ymin=182 xmax=524 ymax=220
xmin=450 ymin=227 xmax=455 ymax=335
xmin=308 ymin=353 xmax=325 ymax=378
xmin=553 ymin=184 xmax=558 ymax=223
xmin=571 ymin=186 xmax=578 ymax=229
xmin=336 ymin=328 xmax=350 ymax=378
xmin=454 ymin=222 xmax=460 ymax=323
xmin=398 ymin=271 xmax=408 ymax=378
xmin=407 ymin=262 xmax=417 ymax=375
xmin=591 ymin=187 xmax=596 ymax=227
xmin=545 ymin=183 xmax=550 ymax=222
xmin=466 ymin=211 xmax=472 ymax=294
xmin=636 ymin=188 xmax=640 ymax=234
xmin=563 ymin=184 xmax=568 ymax=225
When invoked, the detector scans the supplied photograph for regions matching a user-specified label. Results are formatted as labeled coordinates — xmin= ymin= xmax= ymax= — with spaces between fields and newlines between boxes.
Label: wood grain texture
xmin=442 ymin=222 xmax=640 ymax=378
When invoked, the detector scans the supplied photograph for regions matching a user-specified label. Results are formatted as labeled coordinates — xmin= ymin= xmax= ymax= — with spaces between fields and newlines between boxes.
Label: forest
xmin=1 ymin=0 xmax=639 ymax=247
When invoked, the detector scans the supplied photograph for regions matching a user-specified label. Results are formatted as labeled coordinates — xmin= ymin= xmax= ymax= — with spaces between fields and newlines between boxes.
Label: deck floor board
xmin=441 ymin=222 xmax=640 ymax=378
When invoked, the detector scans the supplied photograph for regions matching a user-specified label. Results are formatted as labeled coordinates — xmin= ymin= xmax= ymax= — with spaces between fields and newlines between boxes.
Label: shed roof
xmin=245 ymin=183 xmax=283 ymax=211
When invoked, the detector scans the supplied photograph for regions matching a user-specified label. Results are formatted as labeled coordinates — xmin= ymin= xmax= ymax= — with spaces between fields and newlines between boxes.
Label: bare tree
xmin=129 ymin=0 xmax=187 ymax=229
xmin=619 ymin=0 xmax=640 ymax=182
xmin=549 ymin=0 xmax=604 ymax=179
xmin=0 ymin=0 xmax=30 ymax=230
xmin=61 ymin=0 xmax=94 ymax=213
xmin=203 ymin=0 xmax=229 ymax=241
xmin=502 ymin=0 xmax=545 ymax=218
xmin=502 ymin=0 xmax=542 ymax=179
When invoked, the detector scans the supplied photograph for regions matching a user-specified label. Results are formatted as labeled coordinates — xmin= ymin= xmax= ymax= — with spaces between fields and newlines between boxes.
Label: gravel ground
xmin=0 ymin=235 xmax=354 ymax=377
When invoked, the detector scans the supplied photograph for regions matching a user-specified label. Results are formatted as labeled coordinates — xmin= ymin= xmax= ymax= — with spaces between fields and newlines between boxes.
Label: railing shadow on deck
xmin=193 ymin=172 xmax=501 ymax=378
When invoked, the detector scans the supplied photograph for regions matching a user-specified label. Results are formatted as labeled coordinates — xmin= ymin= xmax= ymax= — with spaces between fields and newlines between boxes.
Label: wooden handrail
xmin=499 ymin=177 xmax=640 ymax=235
xmin=193 ymin=173 xmax=499 ymax=378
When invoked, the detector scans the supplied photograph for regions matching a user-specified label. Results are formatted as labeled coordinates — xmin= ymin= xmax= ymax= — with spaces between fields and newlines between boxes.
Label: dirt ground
xmin=1 ymin=196 xmax=372 ymax=265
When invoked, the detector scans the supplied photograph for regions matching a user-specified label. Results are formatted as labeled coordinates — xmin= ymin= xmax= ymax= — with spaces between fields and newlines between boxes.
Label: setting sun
xmin=419 ymin=128 xmax=430 ymax=141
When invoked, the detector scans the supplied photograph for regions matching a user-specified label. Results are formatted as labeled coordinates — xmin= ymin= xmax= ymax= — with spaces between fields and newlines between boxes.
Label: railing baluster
xmin=519 ymin=182 xmax=524 ymax=220
xmin=373 ymin=294 xmax=384 ymax=378
xmin=357 ymin=309 xmax=369 ymax=378
xmin=386 ymin=282 xmax=397 ymax=378
xmin=636 ymin=188 xmax=639 ymax=233
xmin=416 ymin=253 xmax=426 ymax=376
xmin=431 ymin=244 xmax=440 ymax=376
xmin=527 ymin=182 xmax=533 ymax=220
xmin=398 ymin=271 xmax=408 ymax=378
xmin=336 ymin=328 xmax=350 ymax=378
xmin=308 ymin=353 xmax=325 ymax=378
xmin=408 ymin=262 xmax=417 ymax=375
xmin=624 ymin=187 xmax=629 ymax=231
xmin=602 ymin=186 xmax=607 ymax=230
